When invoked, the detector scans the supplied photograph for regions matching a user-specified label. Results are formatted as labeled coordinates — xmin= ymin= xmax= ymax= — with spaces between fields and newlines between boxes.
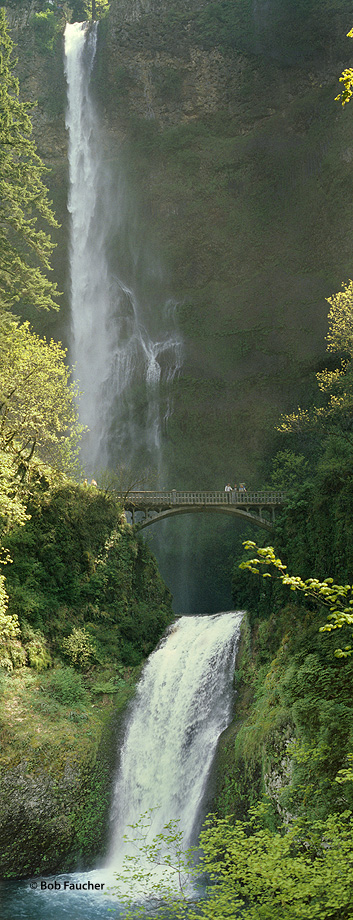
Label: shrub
xmin=61 ymin=627 xmax=97 ymax=671
xmin=21 ymin=622 xmax=52 ymax=671
xmin=29 ymin=10 xmax=58 ymax=54
xmin=0 ymin=666 xmax=10 ymax=694
xmin=0 ymin=606 xmax=24 ymax=671
xmin=46 ymin=666 xmax=87 ymax=705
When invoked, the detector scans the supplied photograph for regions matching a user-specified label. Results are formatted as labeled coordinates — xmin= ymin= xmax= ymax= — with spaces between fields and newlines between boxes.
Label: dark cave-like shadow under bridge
xmin=120 ymin=490 xmax=287 ymax=532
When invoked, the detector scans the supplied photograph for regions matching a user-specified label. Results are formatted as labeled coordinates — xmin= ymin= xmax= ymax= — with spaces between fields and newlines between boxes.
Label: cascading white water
xmin=1 ymin=613 xmax=242 ymax=919
xmin=107 ymin=612 xmax=242 ymax=884
xmin=64 ymin=22 xmax=182 ymax=479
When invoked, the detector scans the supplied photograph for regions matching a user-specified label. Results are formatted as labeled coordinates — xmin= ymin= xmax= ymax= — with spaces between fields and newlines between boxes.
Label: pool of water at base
xmin=0 ymin=870 xmax=133 ymax=920
xmin=0 ymin=871 xmax=200 ymax=920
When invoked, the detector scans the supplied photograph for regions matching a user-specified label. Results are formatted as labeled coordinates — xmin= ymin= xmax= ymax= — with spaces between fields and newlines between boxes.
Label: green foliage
xmin=68 ymin=0 xmax=110 ymax=20
xmin=0 ymin=663 xmax=138 ymax=875
xmin=326 ymin=278 xmax=353 ymax=354
xmin=0 ymin=12 xmax=82 ymax=587
xmin=336 ymin=65 xmax=353 ymax=105
xmin=0 ymin=448 xmax=29 ymax=535
xmin=152 ymin=66 xmax=183 ymax=104
xmin=61 ymin=626 xmax=97 ymax=671
xmin=277 ymin=278 xmax=353 ymax=449
xmin=4 ymin=484 xmax=121 ymax=629
xmin=21 ymin=620 xmax=52 ymax=670
xmin=240 ymin=541 xmax=353 ymax=656
xmin=94 ymin=0 xmax=110 ymax=19
xmin=0 ymin=9 xmax=59 ymax=314
xmin=90 ymin=665 xmax=128 ymax=694
xmin=69 ymin=0 xmax=89 ymax=21
xmin=232 ymin=544 xmax=276 ymax=625
xmin=46 ymin=666 xmax=88 ymax=705
xmin=84 ymin=524 xmax=173 ymax=664
xmin=0 ymin=315 xmax=83 ymax=480
xmin=0 ymin=605 xmax=22 ymax=670
xmin=4 ymin=483 xmax=173 ymax=670
xmin=336 ymin=28 xmax=353 ymax=105
xmin=230 ymin=538 xmax=353 ymax=822
xmin=110 ymin=809 xmax=353 ymax=920
xmin=270 ymin=450 xmax=309 ymax=491
xmin=194 ymin=808 xmax=353 ymax=920
xmin=227 ymin=267 xmax=353 ymax=832
xmin=29 ymin=10 xmax=58 ymax=54
xmin=255 ymin=467 xmax=353 ymax=614
xmin=0 ymin=666 xmax=9 ymax=693
xmin=336 ymin=752 xmax=353 ymax=784
xmin=0 ymin=545 xmax=25 ymax=669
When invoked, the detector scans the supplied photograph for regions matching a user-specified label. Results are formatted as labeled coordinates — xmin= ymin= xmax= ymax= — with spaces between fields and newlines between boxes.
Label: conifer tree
xmin=0 ymin=8 xmax=59 ymax=313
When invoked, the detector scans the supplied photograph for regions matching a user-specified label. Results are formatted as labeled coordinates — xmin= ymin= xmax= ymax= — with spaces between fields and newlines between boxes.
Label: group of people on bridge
xmin=225 ymin=482 xmax=247 ymax=493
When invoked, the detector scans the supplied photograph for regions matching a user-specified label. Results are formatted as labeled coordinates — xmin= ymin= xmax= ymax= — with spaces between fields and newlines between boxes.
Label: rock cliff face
xmin=105 ymin=0 xmax=233 ymax=124
xmin=6 ymin=5 xmax=66 ymax=157
xmin=0 ymin=760 xmax=80 ymax=875
xmin=95 ymin=0 xmax=353 ymax=495
xmin=0 ymin=697 xmax=121 ymax=877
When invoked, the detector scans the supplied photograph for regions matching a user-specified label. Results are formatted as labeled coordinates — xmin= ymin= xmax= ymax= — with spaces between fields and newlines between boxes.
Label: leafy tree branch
xmin=336 ymin=28 xmax=353 ymax=106
xmin=110 ymin=808 xmax=353 ymax=920
xmin=240 ymin=541 xmax=353 ymax=657
xmin=276 ymin=280 xmax=353 ymax=445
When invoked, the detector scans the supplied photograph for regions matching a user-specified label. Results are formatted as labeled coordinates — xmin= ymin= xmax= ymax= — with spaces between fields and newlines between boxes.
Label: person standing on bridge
xmin=225 ymin=483 xmax=232 ymax=503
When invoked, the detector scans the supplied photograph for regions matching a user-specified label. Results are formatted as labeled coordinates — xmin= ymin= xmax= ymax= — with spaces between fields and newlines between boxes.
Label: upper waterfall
xmin=64 ymin=22 xmax=182 ymax=480
xmin=107 ymin=611 xmax=242 ymax=878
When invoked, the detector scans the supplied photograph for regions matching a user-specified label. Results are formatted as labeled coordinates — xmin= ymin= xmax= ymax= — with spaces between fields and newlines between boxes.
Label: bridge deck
xmin=122 ymin=490 xmax=286 ymax=509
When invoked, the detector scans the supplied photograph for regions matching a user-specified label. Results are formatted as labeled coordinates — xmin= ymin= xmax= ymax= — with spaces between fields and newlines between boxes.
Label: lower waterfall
xmin=108 ymin=612 xmax=242 ymax=875
xmin=1 ymin=612 xmax=241 ymax=919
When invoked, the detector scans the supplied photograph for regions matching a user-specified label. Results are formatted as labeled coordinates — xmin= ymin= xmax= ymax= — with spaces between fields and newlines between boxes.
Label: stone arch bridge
xmin=119 ymin=490 xmax=287 ymax=532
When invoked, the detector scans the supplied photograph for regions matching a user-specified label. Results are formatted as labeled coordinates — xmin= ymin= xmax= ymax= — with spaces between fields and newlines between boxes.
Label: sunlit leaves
xmin=326 ymin=280 xmax=353 ymax=354
xmin=0 ymin=314 xmax=83 ymax=477
xmin=276 ymin=279 xmax=353 ymax=441
xmin=335 ymin=66 xmax=353 ymax=106
xmin=195 ymin=808 xmax=353 ymax=920
xmin=336 ymin=29 xmax=353 ymax=106
xmin=109 ymin=808 xmax=353 ymax=920
xmin=240 ymin=541 xmax=353 ymax=656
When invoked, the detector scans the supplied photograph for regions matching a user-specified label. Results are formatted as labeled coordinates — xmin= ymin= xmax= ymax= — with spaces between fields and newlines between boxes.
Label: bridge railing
xmin=121 ymin=490 xmax=286 ymax=507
